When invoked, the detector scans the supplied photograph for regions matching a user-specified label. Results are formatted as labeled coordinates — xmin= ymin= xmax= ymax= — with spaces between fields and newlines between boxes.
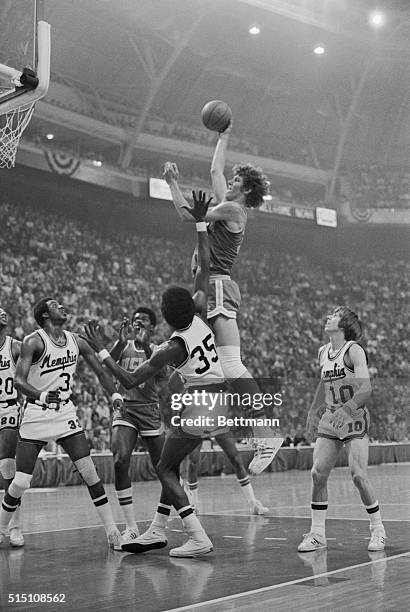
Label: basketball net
xmin=0 ymin=101 xmax=35 ymax=168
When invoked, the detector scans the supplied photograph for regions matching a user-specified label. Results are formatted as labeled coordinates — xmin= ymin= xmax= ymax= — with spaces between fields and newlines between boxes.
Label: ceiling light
xmin=45 ymin=133 xmax=54 ymax=140
xmin=313 ymin=45 xmax=325 ymax=55
xmin=92 ymin=160 xmax=103 ymax=167
xmin=249 ymin=25 xmax=260 ymax=35
xmin=369 ymin=11 xmax=385 ymax=28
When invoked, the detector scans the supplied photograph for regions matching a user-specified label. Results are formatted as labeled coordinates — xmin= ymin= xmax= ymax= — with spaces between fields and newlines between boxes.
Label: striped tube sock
xmin=311 ymin=501 xmax=328 ymax=537
xmin=178 ymin=505 xmax=204 ymax=535
xmin=0 ymin=491 xmax=20 ymax=530
xmin=152 ymin=503 xmax=171 ymax=531
xmin=237 ymin=476 xmax=256 ymax=504
xmin=365 ymin=501 xmax=383 ymax=531
xmin=89 ymin=482 xmax=117 ymax=535
xmin=116 ymin=487 xmax=138 ymax=531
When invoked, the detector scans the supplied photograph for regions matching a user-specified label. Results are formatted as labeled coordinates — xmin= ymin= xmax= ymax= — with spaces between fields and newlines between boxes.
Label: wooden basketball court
xmin=1 ymin=462 xmax=409 ymax=611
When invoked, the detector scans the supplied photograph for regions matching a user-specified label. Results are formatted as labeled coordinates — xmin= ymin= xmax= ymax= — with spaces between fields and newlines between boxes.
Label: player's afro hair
xmin=33 ymin=297 xmax=53 ymax=328
xmin=132 ymin=307 xmax=157 ymax=328
xmin=334 ymin=306 xmax=364 ymax=342
xmin=161 ymin=286 xmax=195 ymax=330
xmin=232 ymin=163 xmax=269 ymax=209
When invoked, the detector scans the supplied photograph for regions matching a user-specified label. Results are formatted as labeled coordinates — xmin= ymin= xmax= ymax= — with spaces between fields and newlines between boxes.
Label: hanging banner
xmin=44 ymin=150 xmax=81 ymax=177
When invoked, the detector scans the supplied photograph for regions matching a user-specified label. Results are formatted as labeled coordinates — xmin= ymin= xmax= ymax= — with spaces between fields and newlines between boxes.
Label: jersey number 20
xmin=191 ymin=333 xmax=218 ymax=375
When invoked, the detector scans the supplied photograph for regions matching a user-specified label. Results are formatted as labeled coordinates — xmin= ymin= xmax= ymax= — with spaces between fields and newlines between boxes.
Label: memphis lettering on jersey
xmin=0 ymin=355 xmax=11 ymax=370
xmin=40 ymin=350 xmax=77 ymax=376
xmin=323 ymin=363 xmax=345 ymax=381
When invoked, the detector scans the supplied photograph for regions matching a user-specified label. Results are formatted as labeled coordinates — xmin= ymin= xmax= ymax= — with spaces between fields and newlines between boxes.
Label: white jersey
xmin=27 ymin=329 xmax=79 ymax=400
xmin=319 ymin=340 xmax=365 ymax=409
xmin=170 ymin=315 xmax=224 ymax=387
xmin=0 ymin=336 xmax=18 ymax=402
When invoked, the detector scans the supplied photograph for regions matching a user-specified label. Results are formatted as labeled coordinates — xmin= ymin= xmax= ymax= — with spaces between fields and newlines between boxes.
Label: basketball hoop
xmin=0 ymin=20 xmax=50 ymax=169
xmin=0 ymin=101 xmax=36 ymax=169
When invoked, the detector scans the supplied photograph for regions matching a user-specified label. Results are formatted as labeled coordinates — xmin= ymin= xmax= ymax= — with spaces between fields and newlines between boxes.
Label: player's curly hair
xmin=334 ymin=306 xmax=364 ymax=342
xmin=161 ymin=286 xmax=195 ymax=330
xmin=232 ymin=163 xmax=269 ymax=209
xmin=34 ymin=297 xmax=53 ymax=328
xmin=132 ymin=307 xmax=157 ymax=328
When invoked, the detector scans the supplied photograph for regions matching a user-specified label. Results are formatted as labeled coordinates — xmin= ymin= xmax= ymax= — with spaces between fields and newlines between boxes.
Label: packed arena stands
xmin=1 ymin=191 xmax=408 ymax=449
xmin=348 ymin=163 xmax=410 ymax=209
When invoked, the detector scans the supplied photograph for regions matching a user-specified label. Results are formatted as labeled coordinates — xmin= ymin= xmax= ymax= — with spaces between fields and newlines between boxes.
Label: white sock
xmin=9 ymin=504 xmax=21 ymax=529
xmin=310 ymin=502 xmax=327 ymax=538
xmin=116 ymin=487 xmax=138 ymax=531
xmin=178 ymin=506 xmax=205 ymax=535
xmin=152 ymin=503 xmax=171 ymax=532
xmin=93 ymin=495 xmax=118 ymax=536
xmin=238 ymin=477 xmax=256 ymax=503
xmin=366 ymin=501 xmax=383 ymax=531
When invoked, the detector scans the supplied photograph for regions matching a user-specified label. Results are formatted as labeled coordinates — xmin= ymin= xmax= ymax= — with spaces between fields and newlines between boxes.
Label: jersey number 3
xmin=191 ymin=333 xmax=218 ymax=375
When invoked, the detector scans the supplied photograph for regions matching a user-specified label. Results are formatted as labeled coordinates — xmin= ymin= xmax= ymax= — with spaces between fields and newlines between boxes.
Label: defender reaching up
xmin=84 ymin=191 xmax=223 ymax=558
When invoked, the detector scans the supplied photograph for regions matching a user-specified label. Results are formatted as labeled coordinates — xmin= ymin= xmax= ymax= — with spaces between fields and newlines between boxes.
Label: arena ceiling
xmin=5 ymin=0 xmax=410 ymax=168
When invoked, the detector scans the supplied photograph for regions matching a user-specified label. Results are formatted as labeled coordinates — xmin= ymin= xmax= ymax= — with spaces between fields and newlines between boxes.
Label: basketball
xmin=201 ymin=100 xmax=232 ymax=132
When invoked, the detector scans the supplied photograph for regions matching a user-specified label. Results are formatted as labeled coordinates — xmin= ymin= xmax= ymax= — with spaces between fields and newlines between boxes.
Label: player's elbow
xmin=14 ymin=377 xmax=24 ymax=392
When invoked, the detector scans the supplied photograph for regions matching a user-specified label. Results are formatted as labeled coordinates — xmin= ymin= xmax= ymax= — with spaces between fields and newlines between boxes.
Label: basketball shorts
xmin=207 ymin=275 xmax=241 ymax=320
xmin=19 ymin=399 xmax=83 ymax=445
xmin=171 ymin=384 xmax=230 ymax=439
xmin=317 ymin=406 xmax=370 ymax=442
xmin=112 ymin=401 xmax=164 ymax=437
xmin=0 ymin=399 xmax=21 ymax=431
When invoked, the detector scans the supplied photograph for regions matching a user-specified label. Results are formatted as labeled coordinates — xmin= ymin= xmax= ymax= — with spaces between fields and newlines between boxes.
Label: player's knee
xmin=0 ymin=457 xmax=16 ymax=480
xmin=10 ymin=471 xmax=32 ymax=496
xmin=74 ymin=456 xmax=100 ymax=487
xmin=217 ymin=345 xmax=247 ymax=380
xmin=113 ymin=449 xmax=131 ymax=473
xmin=311 ymin=465 xmax=328 ymax=486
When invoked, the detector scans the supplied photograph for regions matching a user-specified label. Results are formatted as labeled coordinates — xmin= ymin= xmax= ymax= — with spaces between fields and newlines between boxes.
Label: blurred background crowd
xmin=1 ymin=195 xmax=408 ymax=451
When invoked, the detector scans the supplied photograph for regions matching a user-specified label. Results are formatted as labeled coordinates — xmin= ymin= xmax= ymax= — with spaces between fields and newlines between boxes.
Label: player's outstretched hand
xmin=163 ymin=161 xmax=179 ymax=184
xmin=183 ymin=190 xmax=213 ymax=222
xmin=83 ymin=320 xmax=106 ymax=352
xmin=219 ymin=118 xmax=233 ymax=135
xmin=119 ymin=317 xmax=133 ymax=345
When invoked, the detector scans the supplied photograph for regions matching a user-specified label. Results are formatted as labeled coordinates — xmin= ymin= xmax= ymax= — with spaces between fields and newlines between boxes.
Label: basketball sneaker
xmin=298 ymin=532 xmax=327 ymax=552
xmin=169 ymin=532 xmax=213 ymax=558
xmin=9 ymin=526 xmax=24 ymax=547
xmin=248 ymin=441 xmax=276 ymax=475
xmin=122 ymin=527 xmax=168 ymax=553
xmin=250 ymin=499 xmax=269 ymax=515
xmin=368 ymin=527 xmax=386 ymax=552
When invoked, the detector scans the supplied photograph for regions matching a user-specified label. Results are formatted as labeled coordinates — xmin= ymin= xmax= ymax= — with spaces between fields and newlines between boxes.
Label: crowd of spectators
xmin=348 ymin=163 xmax=410 ymax=210
xmin=0 ymin=197 xmax=408 ymax=451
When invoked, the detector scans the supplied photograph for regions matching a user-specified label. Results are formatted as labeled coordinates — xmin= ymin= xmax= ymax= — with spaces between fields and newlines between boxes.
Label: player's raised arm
xmin=210 ymin=121 xmax=232 ymax=203
xmin=75 ymin=335 xmax=123 ymax=409
xmin=83 ymin=323 xmax=186 ymax=389
xmin=163 ymin=162 xmax=194 ymax=223
xmin=110 ymin=317 xmax=132 ymax=362
xmin=186 ymin=191 xmax=212 ymax=319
